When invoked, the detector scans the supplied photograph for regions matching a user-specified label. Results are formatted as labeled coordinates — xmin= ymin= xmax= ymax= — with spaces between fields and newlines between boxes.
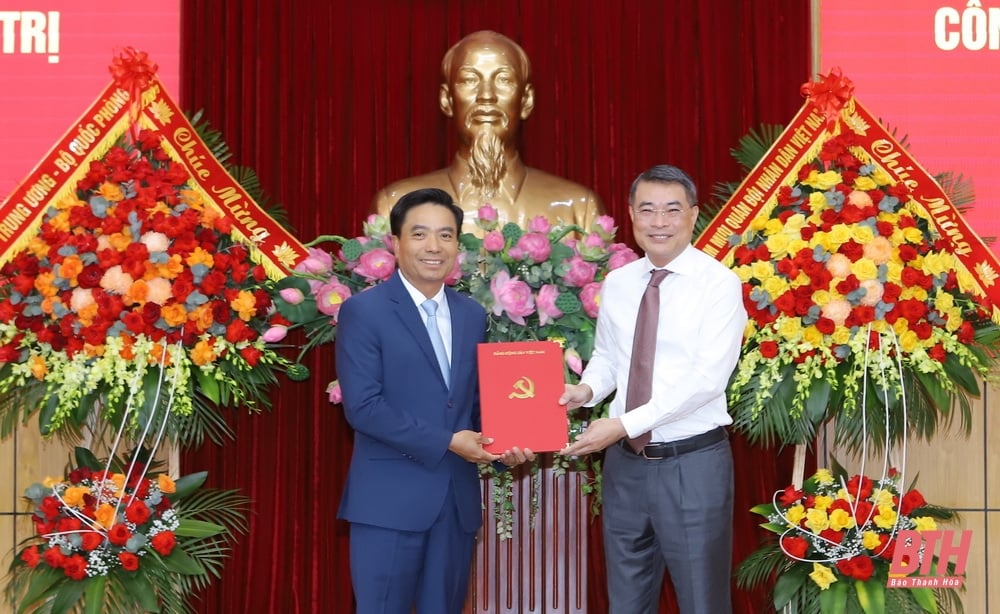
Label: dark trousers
xmin=602 ymin=435 xmax=734 ymax=614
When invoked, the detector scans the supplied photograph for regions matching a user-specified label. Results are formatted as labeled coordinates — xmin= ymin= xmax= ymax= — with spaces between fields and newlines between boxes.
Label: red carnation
xmin=119 ymin=551 xmax=140 ymax=571
xmin=758 ymin=340 xmax=779 ymax=360
xmin=815 ymin=317 xmax=836 ymax=335
xmin=62 ymin=554 xmax=89 ymax=580
xmin=778 ymin=484 xmax=803 ymax=506
xmin=240 ymin=345 xmax=263 ymax=366
xmin=126 ymin=500 xmax=152 ymax=525
xmin=20 ymin=545 xmax=41 ymax=568
xmin=81 ymin=531 xmax=104 ymax=551
xmin=151 ymin=531 xmax=177 ymax=556
xmin=846 ymin=474 xmax=873 ymax=500
xmin=40 ymin=496 xmax=63 ymax=520
xmin=108 ymin=523 xmax=133 ymax=546
xmin=43 ymin=547 xmax=66 ymax=568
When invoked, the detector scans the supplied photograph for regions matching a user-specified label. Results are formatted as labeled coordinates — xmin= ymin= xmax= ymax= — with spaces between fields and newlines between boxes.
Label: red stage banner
xmin=0 ymin=74 xmax=307 ymax=278
xmin=478 ymin=341 xmax=568 ymax=453
xmin=695 ymin=94 xmax=1000 ymax=322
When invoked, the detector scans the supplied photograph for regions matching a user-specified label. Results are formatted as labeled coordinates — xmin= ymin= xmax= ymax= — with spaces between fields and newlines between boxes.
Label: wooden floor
xmin=4 ymin=386 xmax=998 ymax=613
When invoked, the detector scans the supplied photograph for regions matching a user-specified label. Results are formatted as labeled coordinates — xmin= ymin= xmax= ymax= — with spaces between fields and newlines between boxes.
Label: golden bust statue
xmin=372 ymin=30 xmax=605 ymax=233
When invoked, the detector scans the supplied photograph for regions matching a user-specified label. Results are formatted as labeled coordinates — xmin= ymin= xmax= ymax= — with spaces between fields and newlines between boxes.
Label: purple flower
xmin=580 ymin=281 xmax=602 ymax=318
xmin=535 ymin=284 xmax=563 ymax=326
xmin=354 ymin=248 xmax=395 ymax=281
xmin=483 ymin=230 xmax=506 ymax=253
xmin=489 ymin=270 xmax=536 ymax=326
xmin=563 ymin=255 xmax=598 ymax=288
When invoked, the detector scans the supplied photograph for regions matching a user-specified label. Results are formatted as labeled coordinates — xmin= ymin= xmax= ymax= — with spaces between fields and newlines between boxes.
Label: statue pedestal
xmin=466 ymin=460 xmax=590 ymax=613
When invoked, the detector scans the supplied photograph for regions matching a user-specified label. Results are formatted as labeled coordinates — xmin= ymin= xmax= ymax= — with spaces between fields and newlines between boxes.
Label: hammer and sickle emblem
xmin=508 ymin=376 xmax=535 ymax=399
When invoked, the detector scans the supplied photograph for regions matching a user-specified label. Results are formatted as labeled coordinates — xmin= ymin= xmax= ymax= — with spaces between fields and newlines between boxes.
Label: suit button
xmin=447 ymin=401 xmax=454 ymax=408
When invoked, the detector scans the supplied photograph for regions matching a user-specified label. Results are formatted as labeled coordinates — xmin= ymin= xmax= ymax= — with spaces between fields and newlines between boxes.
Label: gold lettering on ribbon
xmin=508 ymin=377 xmax=535 ymax=399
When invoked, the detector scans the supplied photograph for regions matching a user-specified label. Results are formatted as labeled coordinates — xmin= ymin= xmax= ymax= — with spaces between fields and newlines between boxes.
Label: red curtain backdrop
xmin=179 ymin=1 xmax=811 ymax=612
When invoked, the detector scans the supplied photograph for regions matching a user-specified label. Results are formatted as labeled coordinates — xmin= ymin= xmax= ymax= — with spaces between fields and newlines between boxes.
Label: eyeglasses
xmin=633 ymin=205 xmax=691 ymax=221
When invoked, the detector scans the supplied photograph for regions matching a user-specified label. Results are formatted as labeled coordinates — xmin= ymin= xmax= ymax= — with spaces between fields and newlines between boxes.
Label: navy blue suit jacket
xmin=335 ymin=271 xmax=487 ymax=533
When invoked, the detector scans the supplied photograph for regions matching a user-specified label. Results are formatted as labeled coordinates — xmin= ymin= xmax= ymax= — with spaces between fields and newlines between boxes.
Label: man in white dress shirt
xmin=560 ymin=165 xmax=748 ymax=614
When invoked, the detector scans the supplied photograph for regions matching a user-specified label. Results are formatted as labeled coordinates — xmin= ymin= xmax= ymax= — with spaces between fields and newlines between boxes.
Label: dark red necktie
xmin=624 ymin=269 xmax=669 ymax=452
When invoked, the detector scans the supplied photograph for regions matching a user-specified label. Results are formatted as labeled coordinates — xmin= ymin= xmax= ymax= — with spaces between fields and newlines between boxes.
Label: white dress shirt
xmin=398 ymin=274 xmax=452 ymax=364
xmin=579 ymin=245 xmax=748 ymax=442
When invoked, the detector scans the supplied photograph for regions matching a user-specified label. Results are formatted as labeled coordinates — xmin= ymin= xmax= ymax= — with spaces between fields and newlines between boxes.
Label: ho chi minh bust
xmin=371 ymin=30 xmax=605 ymax=234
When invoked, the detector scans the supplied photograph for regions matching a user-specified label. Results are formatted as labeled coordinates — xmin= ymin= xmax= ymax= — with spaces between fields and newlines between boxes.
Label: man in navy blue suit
xmin=336 ymin=188 xmax=534 ymax=614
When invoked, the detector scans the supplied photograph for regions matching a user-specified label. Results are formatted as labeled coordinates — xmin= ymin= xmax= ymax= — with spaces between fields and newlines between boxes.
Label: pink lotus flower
xmin=444 ymin=252 xmax=465 ymax=286
xmin=315 ymin=279 xmax=353 ymax=318
xmin=580 ymin=281 xmax=602 ymax=318
xmin=608 ymin=244 xmax=640 ymax=270
xmin=536 ymin=284 xmax=563 ymax=326
xmin=297 ymin=247 xmax=334 ymax=275
xmin=510 ymin=233 xmax=551 ymax=264
xmin=354 ymin=248 xmax=395 ymax=281
xmin=262 ymin=325 xmax=288 ymax=343
xmin=564 ymin=347 xmax=583 ymax=375
xmin=528 ymin=216 xmax=551 ymax=234
xmin=490 ymin=270 xmax=535 ymax=326
xmin=577 ymin=232 xmax=609 ymax=261
xmin=476 ymin=204 xmax=499 ymax=231
xmin=483 ymin=230 xmax=506 ymax=253
xmin=363 ymin=214 xmax=390 ymax=240
xmin=279 ymin=287 xmax=305 ymax=305
xmin=327 ymin=380 xmax=342 ymax=404
xmin=563 ymin=255 xmax=598 ymax=288
xmin=592 ymin=215 xmax=616 ymax=239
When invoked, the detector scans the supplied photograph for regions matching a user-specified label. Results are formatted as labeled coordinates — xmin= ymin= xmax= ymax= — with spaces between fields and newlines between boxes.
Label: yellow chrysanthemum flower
xmin=829 ymin=508 xmax=856 ymax=531
xmin=777 ymin=317 xmax=803 ymax=342
xmin=803 ymin=170 xmax=842 ymax=191
xmin=786 ymin=504 xmax=807 ymax=526
xmin=812 ymin=495 xmax=834 ymax=512
xmin=814 ymin=468 xmax=835 ymax=484
xmin=913 ymin=516 xmax=938 ymax=532
xmin=853 ymin=176 xmax=877 ymax=191
xmin=805 ymin=508 xmax=830 ymax=533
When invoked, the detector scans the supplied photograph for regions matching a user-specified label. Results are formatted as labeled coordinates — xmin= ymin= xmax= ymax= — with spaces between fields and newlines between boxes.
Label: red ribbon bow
xmin=800 ymin=67 xmax=855 ymax=130
xmin=109 ymin=48 xmax=159 ymax=140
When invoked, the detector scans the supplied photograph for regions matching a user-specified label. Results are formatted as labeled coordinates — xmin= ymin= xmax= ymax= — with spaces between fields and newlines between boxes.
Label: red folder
xmin=477 ymin=340 xmax=568 ymax=453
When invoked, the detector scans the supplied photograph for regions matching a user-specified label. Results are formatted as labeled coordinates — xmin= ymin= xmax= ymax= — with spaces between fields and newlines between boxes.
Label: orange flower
xmin=98 ymin=181 xmax=125 ymax=202
xmin=186 ymin=246 xmax=215 ymax=269
xmin=125 ymin=279 xmax=150 ymax=305
xmin=231 ymin=290 xmax=258 ymax=321
xmin=106 ymin=230 xmax=134 ymax=252
xmin=58 ymin=254 xmax=85 ymax=284
xmin=191 ymin=339 xmax=217 ymax=366
xmin=161 ymin=303 xmax=188 ymax=327
xmin=40 ymin=295 xmax=62 ymax=315
xmin=30 ymin=355 xmax=47 ymax=380
xmin=33 ymin=272 xmax=58 ymax=298
xmin=191 ymin=304 xmax=215 ymax=331
xmin=154 ymin=254 xmax=185 ymax=279
xmin=157 ymin=474 xmax=176 ymax=494
xmin=95 ymin=503 xmax=116 ymax=529
xmin=119 ymin=340 xmax=136 ymax=361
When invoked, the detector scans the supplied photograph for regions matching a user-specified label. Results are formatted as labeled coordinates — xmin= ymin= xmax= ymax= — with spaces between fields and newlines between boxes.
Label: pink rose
xmin=354 ymin=248 xmax=396 ymax=281
xmin=608 ymin=244 xmax=640 ymax=270
xmin=296 ymin=247 xmax=334 ymax=275
xmin=279 ymin=287 xmax=305 ymax=305
xmin=528 ymin=216 xmax=551 ymax=234
xmin=327 ymin=380 xmax=342 ymax=404
xmin=262 ymin=325 xmax=288 ymax=343
xmin=483 ymin=230 xmax=506 ymax=253
xmin=315 ymin=279 xmax=353 ymax=318
xmin=490 ymin=270 xmax=535 ymax=325
xmin=535 ymin=284 xmax=563 ymax=326
xmin=563 ymin=255 xmax=598 ymax=288
xmin=580 ymin=281 xmax=602 ymax=318
xmin=476 ymin=204 xmax=499 ymax=231
xmin=592 ymin=215 xmax=616 ymax=239
xmin=564 ymin=347 xmax=583 ymax=376
xmin=513 ymin=233 xmax=551 ymax=264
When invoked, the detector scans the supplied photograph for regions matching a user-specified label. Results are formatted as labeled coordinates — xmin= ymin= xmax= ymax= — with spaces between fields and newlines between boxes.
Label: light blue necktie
xmin=421 ymin=299 xmax=450 ymax=387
